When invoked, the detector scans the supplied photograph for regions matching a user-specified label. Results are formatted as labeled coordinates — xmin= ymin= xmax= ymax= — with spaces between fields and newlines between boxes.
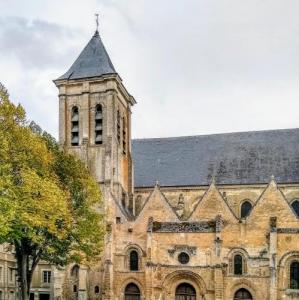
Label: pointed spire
xmin=55 ymin=25 xmax=117 ymax=81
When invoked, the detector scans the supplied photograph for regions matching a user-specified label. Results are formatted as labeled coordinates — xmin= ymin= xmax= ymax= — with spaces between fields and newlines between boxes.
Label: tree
xmin=0 ymin=83 xmax=104 ymax=300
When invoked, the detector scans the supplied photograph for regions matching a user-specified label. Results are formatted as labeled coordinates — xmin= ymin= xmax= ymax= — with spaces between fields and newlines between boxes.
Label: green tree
xmin=0 ymin=83 xmax=104 ymax=300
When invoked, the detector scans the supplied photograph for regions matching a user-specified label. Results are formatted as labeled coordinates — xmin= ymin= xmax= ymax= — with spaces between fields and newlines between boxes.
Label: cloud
xmin=1 ymin=0 xmax=299 ymax=139
xmin=0 ymin=16 xmax=84 ymax=68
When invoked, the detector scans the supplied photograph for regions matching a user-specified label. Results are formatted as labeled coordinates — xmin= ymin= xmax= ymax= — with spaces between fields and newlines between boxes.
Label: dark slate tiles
xmin=56 ymin=31 xmax=117 ymax=81
xmin=132 ymin=128 xmax=299 ymax=187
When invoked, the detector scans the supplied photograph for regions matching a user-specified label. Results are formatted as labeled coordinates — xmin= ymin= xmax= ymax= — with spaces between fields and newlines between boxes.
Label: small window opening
xmin=291 ymin=200 xmax=299 ymax=217
xmin=121 ymin=193 xmax=126 ymax=208
xmin=116 ymin=217 xmax=121 ymax=224
xmin=122 ymin=116 xmax=127 ymax=155
xmin=73 ymin=285 xmax=77 ymax=293
xmin=241 ymin=200 xmax=252 ymax=219
xmin=94 ymin=286 xmax=100 ymax=294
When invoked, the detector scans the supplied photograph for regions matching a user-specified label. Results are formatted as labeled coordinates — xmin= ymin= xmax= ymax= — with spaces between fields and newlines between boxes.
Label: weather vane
xmin=95 ymin=13 xmax=99 ymax=33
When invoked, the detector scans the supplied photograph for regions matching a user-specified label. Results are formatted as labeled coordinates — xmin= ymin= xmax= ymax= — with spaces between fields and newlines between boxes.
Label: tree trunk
xmin=18 ymin=253 xmax=29 ymax=300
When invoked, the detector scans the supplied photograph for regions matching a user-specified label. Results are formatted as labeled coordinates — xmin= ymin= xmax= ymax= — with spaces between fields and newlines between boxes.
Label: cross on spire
xmin=95 ymin=13 xmax=99 ymax=35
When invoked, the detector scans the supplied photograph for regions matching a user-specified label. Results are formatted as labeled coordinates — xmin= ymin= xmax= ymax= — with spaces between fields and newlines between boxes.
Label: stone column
xmin=145 ymin=220 xmax=153 ymax=299
xmin=58 ymin=94 xmax=66 ymax=146
xmin=214 ymin=266 xmax=224 ymax=300
xmin=269 ymin=217 xmax=278 ymax=300
xmin=214 ymin=215 xmax=223 ymax=300
xmin=78 ymin=266 xmax=88 ymax=300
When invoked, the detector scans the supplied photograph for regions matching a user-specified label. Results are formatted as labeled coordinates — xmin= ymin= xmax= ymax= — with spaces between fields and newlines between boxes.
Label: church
xmin=53 ymin=26 xmax=299 ymax=300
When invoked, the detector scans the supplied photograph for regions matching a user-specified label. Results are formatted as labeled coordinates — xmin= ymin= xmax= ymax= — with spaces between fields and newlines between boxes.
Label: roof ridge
xmin=132 ymin=127 xmax=299 ymax=142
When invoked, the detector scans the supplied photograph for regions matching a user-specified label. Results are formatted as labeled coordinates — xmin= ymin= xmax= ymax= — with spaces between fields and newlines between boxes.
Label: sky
xmin=1 ymin=0 xmax=299 ymax=139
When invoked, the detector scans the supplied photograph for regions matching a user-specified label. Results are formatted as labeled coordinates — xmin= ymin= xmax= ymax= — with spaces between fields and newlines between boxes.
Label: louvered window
xmin=71 ymin=106 xmax=79 ymax=146
xmin=95 ymin=104 xmax=103 ymax=145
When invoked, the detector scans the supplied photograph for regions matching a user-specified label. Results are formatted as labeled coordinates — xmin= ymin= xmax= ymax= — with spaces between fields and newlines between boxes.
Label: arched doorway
xmin=234 ymin=288 xmax=252 ymax=300
xmin=175 ymin=283 xmax=196 ymax=300
xmin=125 ymin=283 xmax=140 ymax=300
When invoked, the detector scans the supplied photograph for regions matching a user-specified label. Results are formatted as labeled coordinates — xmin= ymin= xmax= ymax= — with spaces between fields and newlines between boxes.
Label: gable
xmin=189 ymin=183 xmax=237 ymax=222
xmin=134 ymin=185 xmax=179 ymax=227
xmin=247 ymin=179 xmax=299 ymax=228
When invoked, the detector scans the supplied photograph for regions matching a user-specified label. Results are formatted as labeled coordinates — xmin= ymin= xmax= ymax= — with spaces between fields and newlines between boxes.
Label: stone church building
xmin=52 ymin=27 xmax=299 ymax=300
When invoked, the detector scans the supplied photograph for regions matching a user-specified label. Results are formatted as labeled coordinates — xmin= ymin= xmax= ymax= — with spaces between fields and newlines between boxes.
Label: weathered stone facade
xmin=52 ymin=29 xmax=299 ymax=300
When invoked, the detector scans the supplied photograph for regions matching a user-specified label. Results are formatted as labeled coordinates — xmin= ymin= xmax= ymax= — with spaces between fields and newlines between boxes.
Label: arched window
xmin=175 ymin=283 xmax=196 ymax=300
xmin=291 ymin=200 xmax=299 ymax=217
xmin=129 ymin=250 xmax=139 ymax=271
xmin=117 ymin=110 xmax=120 ymax=144
xmin=290 ymin=261 xmax=299 ymax=289
xmin=95 ymin=104 xmax=103 ymax=145
xmin=234 ymin=254 xmax=243 ymax=275
xmin=94 ymin=286 xmax=100 ymax=294
xmin=241 ymin=201 xmax=252 ymax=219
xmin=71 ymin=106 xmax=79 ymax=146
xmin=233 ymin=288 xmax=252 ymax=300
xmin=73 ymin=285 xmax=77 ymax=293
xmin=125 ymin=283 xmax=140 ymax=300
xmin=71 ymin=265 xmax=79 ymax=277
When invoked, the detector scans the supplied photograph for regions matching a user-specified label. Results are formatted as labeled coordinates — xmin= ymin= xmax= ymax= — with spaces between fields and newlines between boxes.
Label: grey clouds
xmin=0 ymin=0 xmax=299 ymax=139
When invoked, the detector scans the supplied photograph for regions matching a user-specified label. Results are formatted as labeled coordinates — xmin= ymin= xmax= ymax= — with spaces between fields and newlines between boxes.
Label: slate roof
xmin=132 ymin=128 xmax=299 ymax=187
xmin=56 ymin=31 xmax=117 ymax=81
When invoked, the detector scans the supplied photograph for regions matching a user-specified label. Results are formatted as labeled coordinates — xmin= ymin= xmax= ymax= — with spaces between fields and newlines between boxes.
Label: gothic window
xmin=95 ymin=104 xmax=103 ymax=145
xmin=178 ymin=252 xmax=190 ymax=265
xmin=233 ymin=289 xmax=252 ymax=300
xmin=234 ymin=254 xmax=243 ymax=275
xmin=117 ymin=110 xmax=120 ymax=144
xmin=241 ymin=200 xmax=252 ymax=219
xmin=175 ymin=283 xmax=196 ymax=300
xmin=290 ymin=261 xmax=299 ymax=289
xmin=71 ymin=106 xmax=79 ymax=146
xmin=291 ymin=199 xmax=299 ymax=217
xmin=129 ymin=250 xmax=139 ymax=271
xmin=122 ymin=116 xmax=127 ymax=155
xmin=94 ymin=286 xmax=100 ymax=294
xmin=124 ymin=283 xmax=140 ymax=300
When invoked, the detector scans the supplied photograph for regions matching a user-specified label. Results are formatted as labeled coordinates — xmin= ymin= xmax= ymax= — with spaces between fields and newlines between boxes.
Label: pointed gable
xmin=189 ymin=183 xmax=237 ymax=222
xmin=247 ymin=178 xmax=298 ymax=227
xmin=135 ymin=185 xmax=179 ymax=226
xmin=56 ymin=31 xmax=117 ymax=81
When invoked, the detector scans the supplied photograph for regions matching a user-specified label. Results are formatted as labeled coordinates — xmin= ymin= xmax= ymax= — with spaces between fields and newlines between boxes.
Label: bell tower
xmin=53 ymin=27 xmax=136 ymax=205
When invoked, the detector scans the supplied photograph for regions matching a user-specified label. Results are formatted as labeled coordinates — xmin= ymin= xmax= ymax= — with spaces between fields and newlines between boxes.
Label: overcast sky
xmin=1 ymin=0 xmax=299 ymax=139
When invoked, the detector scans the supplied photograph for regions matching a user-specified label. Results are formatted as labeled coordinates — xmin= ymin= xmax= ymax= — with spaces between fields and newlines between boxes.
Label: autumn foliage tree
xmin=0 ymin=83 xmax=104 ymax=300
